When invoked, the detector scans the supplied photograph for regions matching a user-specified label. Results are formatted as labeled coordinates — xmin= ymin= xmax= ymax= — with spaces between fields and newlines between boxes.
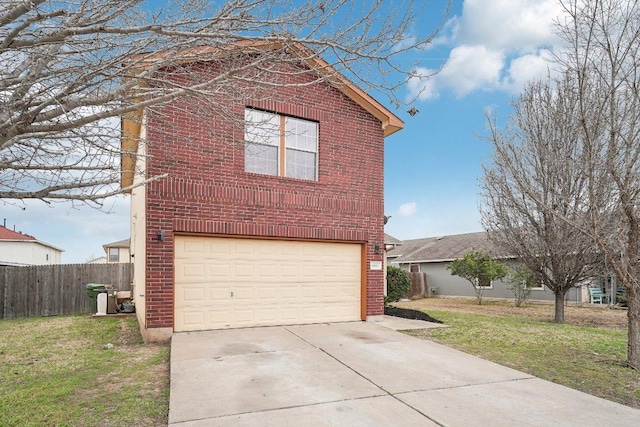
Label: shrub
xmin=447 ymin=251 xmax=508 ymax=305
xmin=385 ymin=266 xmax=412 ymax=306
xmin=508 ymin=264 xmax=535 ymax=307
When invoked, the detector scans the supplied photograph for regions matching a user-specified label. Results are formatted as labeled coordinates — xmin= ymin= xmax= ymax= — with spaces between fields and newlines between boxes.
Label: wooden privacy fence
xmin=0 ymin=263 xmax=133 ymax=319
xmin=409 ymin=272 xmax=428 ymax=299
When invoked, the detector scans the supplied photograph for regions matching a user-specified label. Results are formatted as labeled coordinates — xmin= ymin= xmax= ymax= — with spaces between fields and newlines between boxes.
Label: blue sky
xmin=3 ymin=0 xmax=564 ymax=262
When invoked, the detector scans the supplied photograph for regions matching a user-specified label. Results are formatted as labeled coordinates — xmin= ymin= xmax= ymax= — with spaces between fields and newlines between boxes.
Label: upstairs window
xmin=109 ymin=247 xmax=119 ymax=262
xmin=244 ymin=108 xmax=318 ymax=180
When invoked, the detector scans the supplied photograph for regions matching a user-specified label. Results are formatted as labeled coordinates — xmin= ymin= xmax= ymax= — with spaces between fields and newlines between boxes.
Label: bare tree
xmin=553 ymin=0 xmax=640 ymax=370
xmin=1 ymin=0 xmax=447 ymax=206
xmin=481 ymin=76 xmax=603 ymax=323
xmin=483 ymin=0 xmax=640 ymax=369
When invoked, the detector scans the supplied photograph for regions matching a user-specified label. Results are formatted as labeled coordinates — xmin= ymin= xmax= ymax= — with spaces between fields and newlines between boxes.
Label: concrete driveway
xmin=169 ymin=318 xmax=640 ymax=426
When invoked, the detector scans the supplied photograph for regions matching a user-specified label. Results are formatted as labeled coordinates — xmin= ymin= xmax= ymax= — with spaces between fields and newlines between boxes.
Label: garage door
xmin=174 ymin=236 xmax=362 ymax=332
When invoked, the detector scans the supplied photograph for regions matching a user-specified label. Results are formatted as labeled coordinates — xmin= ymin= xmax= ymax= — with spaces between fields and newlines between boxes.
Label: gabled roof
xmin=387 ymin=231 xmax=506 ymax=264
xmin=384 ymin=233 xmax=403 ymax=246
xmin=0 ymin=225 xmax=64 ymax=252
xmin=103 ymin=238 xmax=130 ymax=252
xmin=0 ymin=226 xmax=36 ymax=241
xmin=121 ymin=41 xmax=404 ymax=189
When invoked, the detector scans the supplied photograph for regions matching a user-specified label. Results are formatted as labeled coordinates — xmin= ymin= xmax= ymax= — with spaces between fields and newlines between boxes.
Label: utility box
xmin=106 ymin=289 xmax=118 ymax=314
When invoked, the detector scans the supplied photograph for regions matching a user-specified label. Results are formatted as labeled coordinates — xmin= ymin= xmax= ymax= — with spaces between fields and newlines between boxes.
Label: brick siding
xmin=143 ymin=61 xmax=385 ymax=329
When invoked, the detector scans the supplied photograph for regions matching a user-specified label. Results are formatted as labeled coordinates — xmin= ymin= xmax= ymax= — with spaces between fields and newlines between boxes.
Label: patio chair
xmin=588 ymin=286 xmax=609 ymax=304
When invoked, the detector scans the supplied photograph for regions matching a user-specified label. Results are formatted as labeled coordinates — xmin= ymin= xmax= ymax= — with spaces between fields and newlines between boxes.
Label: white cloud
xmin=439 ymin=45 xmax=504 ymax=97
xmin=456 ymin=0 xmax=562 ymax=51
xmin=407 ymin=67 xmax=440 ymax=100
xmin=398 ymin=201 xmax=418 ymax=216
xmin=501 ymin=49 xmax=555 ymax=94
xmin=408 ymin=0 xmax=564 ymax=100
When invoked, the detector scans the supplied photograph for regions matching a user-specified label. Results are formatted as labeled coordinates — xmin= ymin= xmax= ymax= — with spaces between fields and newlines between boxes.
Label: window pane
xmin=109 ymin=248 xmax=119 ymax=262
xmin=285 ymin=117 xmax=317 ymax=152
xmin=245 ymin=109 xmax=279 ymax=146
xmin=286 ymin=149 xmax=316 ymax=180
xmin=245 ymin=142 xmax=278 ymax=175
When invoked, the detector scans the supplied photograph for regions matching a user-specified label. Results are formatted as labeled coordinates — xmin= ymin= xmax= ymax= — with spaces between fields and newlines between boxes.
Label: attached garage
xmin=174 ymin=236 xmax=363 ymax=332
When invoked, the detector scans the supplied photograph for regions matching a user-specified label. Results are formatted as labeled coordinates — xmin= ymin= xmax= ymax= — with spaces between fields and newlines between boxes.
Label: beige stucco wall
xmin=130 ymin=113 xmax=148 ymax=335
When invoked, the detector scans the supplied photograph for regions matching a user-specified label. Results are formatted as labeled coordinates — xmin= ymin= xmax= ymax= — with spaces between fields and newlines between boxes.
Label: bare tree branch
xmin=483 ymin=0 xmax=640 ymax=369
xmin=1 ymin=0 xmax=448 ymax=203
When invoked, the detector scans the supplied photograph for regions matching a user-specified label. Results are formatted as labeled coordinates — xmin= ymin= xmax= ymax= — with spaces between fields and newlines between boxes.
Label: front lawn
xmin=0 ymin=315 xmax=169 ymax=427
xmin=395 ymin=298 xmax=640 ymax=409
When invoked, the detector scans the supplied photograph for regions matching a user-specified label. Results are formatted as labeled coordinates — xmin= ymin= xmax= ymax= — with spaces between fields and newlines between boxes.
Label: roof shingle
xmin=0 ymin=225 xmax=36 ymax=241
xmin=387 ymin=231 xmax=505 ymax=263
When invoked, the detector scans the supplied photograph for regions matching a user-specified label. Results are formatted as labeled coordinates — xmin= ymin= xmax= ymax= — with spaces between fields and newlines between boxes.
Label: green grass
xmin=403 ymin=307 xmax=640 ymax=408
xmin=0 ymin=315 xmax=169 ymax=427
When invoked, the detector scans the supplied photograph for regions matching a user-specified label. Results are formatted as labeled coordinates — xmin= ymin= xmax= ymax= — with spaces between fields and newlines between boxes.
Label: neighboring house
xmin=384 ymin=233 xmax=403 ymax=252
xmin=387 ymin=231 xmax=585 ymax=303
xmin=0 ymin=225 xmax=63 ymax=266
xmin=122 ymin=44 xmax=403 ymax=341
xmin=87 ymin=256 xmax=107 ymax=264
xmin=102 ymin=238 xmax=131 ymax=263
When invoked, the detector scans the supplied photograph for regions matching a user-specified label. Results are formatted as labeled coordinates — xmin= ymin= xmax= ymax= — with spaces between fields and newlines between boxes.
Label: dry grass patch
xmin=0 ymin=315 xmax=169 ymax=427
xmin=399 ymin=297 xmax=628 ymax=328
xmin=395 ymin=297 xmax=639 ymax=409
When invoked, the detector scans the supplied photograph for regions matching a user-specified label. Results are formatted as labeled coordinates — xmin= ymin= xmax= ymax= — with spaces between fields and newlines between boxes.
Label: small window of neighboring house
xmin=244 ymin=108 xmax=318 ymax=180
xmin=529 ymin=280 xmax=544 ymax=290
xmin=410 ymin=264 xmax=420 ymax=273
xmin=475 ymin=277 xmax=493 ymax=289
xmin=109 ymin=248 xmax=119 ymax=262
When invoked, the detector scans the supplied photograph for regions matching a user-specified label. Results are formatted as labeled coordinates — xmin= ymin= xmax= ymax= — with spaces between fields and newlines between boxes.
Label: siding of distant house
xmin=106 ymin=246 xmax=130 ymax=263
xmin=0 ymin=240 xmax=62 ymax=266
xmin=397 ymin=260 xmax=583 ymax=303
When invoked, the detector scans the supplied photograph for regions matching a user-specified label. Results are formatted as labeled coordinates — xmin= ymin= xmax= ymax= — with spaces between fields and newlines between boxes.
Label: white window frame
xmin=528 ymin=280 xmax=545 ymax=290
xmin=244 ymin=108 xmax=318 ymax=180
xmin=474 ymin=277 xmax=493 ymax=289
xmin=109 ymin=247 xmax=119 ymax=263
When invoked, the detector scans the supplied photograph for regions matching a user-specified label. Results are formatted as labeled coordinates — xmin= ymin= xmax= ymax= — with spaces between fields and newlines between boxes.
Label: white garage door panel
xmin=174 ymin=236 xmax=361 ymax=332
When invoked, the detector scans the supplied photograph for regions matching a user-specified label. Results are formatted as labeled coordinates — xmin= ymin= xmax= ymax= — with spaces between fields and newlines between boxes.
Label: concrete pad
xmin=291 ymin=322 xmax=531 ymax=394
xmin=174 ymin=395 xmax=440 ymax=427
xmin=398 ymin=377 xmax=640 ymax=427
xmin=169 ymin=328 xmax=385 ymax=424
xmin=171 ymin=326 xmax=310 ymax=362
xmin=286 ymin=321 xmax=418 ymax=347
xmin=369 ymin=315 xmax=447 ymax=331
xmin=170 ymin=322 xmax=640 ymax=426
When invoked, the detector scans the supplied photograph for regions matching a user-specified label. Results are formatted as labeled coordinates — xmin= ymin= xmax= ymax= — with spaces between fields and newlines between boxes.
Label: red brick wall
xmin=143 ymin=62 xmax=385 ymax=329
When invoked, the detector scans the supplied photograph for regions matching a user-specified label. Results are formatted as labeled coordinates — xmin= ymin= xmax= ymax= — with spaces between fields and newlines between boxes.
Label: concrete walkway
xmin=169 ymin=317 xmax=640 ymax=426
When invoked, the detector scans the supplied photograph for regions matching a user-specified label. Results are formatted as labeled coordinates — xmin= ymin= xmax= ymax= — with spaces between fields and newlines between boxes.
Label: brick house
xmin=122 ymin=45 xmax=403 ymax=341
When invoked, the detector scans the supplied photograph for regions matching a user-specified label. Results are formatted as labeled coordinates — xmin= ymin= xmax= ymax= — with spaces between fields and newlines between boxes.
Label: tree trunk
xmin=554 ymin=290 xmax=566 ymax=323
xmin=627 ymin=285 xmax=640 ymax=370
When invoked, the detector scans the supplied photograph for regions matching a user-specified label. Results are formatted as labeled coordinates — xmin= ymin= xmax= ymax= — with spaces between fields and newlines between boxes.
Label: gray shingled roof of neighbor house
xmin=387 ymin=231 xmax=511 ymax=264
xmin=384 ymin=233 xmax=403 ymax=246
xmin=103 ymin=238 xmax=130 ymax=250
